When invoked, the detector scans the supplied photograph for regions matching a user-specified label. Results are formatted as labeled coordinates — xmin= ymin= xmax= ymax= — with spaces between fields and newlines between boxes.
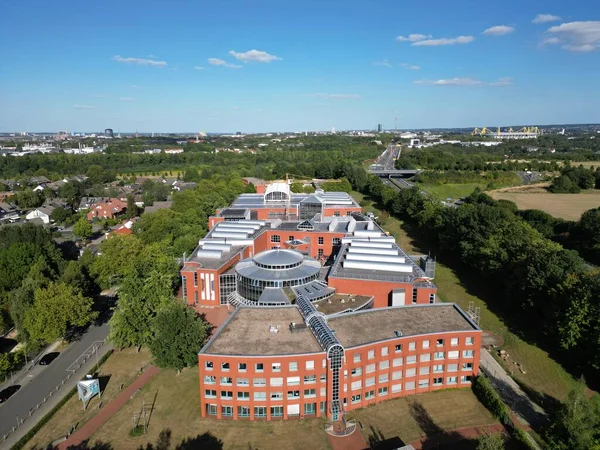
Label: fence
xmin=0 ymin=339 xmax=108 ymax=444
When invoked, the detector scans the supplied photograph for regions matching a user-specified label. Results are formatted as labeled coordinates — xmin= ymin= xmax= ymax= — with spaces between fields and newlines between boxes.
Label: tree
xmin=183 ymin=168 xmax=200 ymax=182
xmin=544 ymin=378 xmax=600 ymax=450
xmin=126 ymin=194 xmax=137 ymax=219
xmin=148 ymin=302 xmax=210 ymax=371
xmin=91 ymin=235 xmax=144 ymax=288
xmin=23 ymin=282 xmax=97 ymax=344
xmin=0 ymin=352 xmax=24 ymax=379
xmin=51 ymin=207 xmax=74 ymax=224
xmin=73 ymin=217 xmax=93 ymax=241
xmin=476 ymin=432 xmax=506 ymax=450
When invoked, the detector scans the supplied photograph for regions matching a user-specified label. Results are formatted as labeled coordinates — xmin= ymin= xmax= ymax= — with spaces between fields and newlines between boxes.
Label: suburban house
xmin=25 ymin=205 xmax=55 ymax=224
xmin=87 ymin=198 xmax=127 ymax=221
xmin=0 ymin=202 xmax=20 ymax=223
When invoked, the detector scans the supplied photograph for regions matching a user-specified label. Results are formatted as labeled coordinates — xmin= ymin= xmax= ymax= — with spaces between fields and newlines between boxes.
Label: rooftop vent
xmin=268 ymin=324 xmax=279 ymax=334
xmin=289 ymin=322 xmax=308 ymax=333
xmin=394 ymin=330 xmax=403 ymax=337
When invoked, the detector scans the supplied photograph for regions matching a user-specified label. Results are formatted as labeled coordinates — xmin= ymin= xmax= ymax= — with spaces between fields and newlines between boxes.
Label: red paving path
xmin=327 ymin=429 xmax=368 ymax=450
xmin=58 ymin=365 xmax=160 ymax=450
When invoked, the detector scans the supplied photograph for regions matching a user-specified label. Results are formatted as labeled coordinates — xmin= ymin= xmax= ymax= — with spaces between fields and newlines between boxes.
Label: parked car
xmin=0 ymin=385 xmax=20 ymax=403
xmin=38 ymin=352 xmax=60 ymax=366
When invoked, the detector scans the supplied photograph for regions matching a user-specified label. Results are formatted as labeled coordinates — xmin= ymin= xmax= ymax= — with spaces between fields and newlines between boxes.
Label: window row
xmin=203 ymin=374 xmax=325 ymax=386
xmin=206 ymin=403 xmax=324 ymax=417
xmin=351 ymin=337 xmax=475 ymax=362
xmin=205 ymin=388 xmax=323 ymax=400
xmin=205 ymin=360 xmax=320 ymax=372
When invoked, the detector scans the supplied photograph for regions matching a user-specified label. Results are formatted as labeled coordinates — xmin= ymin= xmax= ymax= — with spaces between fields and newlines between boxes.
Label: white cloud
xmin=306 ymin=93 xmax=361 ymax=99
xmin=396 ymin=33 xmax=432 ymax=42
xmin=373 ymin=59 xmax=392 ymax=67
xmin=112 ymin=55 xmax=167 ymax=67
xmin=400 ymin=63 xmax=421 ymax=70
xmin=120 ymin=97 xmax=134 ymax=101
xmin=533 ymin=14 xmax=561 ymax=24
xmin=228 ymin=49 xmax=281 ymax=63
xmin=73 ymin=105 xmax=96 ymax=109
xmin=412 ymin=36 xmax=474 ymax=46
xmin=483 ymin=25 xmax=515 ymax=36
xmin=208 ymin=58 xmax=242 ymax=69
xmin=545 ymin=21 xmax=600 ymax=52
xmin=414 ymin=77 xmax=513 ymax=86
xmin=193 ymin=66 xmax=205 ymax=70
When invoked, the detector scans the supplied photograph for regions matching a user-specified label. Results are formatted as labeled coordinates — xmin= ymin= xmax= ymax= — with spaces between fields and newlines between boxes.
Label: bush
xmin=472 ymin=375 xmax=510 ymax=424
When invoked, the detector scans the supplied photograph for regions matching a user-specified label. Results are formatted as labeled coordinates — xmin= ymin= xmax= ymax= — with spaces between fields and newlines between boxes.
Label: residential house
xmin=0 ymin=202 xmax=20 ymax=223
xmin=25 ymin=205 xmax=55 ymax=224
xmin=87 ymin=198 xmax=127 ymax=221
xmin=78 ymin=197 xmax=110 ymax=212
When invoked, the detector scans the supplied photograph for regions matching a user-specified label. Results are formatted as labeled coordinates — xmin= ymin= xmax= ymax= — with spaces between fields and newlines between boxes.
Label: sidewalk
xmin=0 ymin=342 xmax=114 ymax=450
xmin=58 ymin=365 xmax=160 ymax=449
xmin=0 ymin=340 xmax=63 ymax=391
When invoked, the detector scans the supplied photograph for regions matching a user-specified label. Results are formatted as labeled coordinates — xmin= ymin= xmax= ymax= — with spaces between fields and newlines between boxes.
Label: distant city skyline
xmin=1 ymin=0 xmax=599 ymax=132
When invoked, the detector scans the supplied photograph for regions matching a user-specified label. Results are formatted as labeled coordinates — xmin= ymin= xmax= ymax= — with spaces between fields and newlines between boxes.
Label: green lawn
xmin=352 ymin=190 xmax=580 ymax=402
xmin=419 ymin=183 xmax=485 ymax=200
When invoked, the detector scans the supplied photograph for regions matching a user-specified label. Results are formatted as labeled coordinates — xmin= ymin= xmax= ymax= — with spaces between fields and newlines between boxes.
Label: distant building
xmin=26 ymin=205 xmax=55 ymax=224
xmin=164 ymin=148 xmax=184 ymax=154
xmin=104 ymin=128 xmax=114 ymax=138
xmin=377 ymin=124 xmax=383 ymax=133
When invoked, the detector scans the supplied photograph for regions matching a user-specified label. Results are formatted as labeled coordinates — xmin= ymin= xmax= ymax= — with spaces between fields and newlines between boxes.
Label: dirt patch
xmin=490 ymin=183 xmax=551 ymax=194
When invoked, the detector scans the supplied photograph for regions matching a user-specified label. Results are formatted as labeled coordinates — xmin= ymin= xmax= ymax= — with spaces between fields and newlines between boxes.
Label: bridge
xmin=367 ymin=169 xmax=421 ymax=178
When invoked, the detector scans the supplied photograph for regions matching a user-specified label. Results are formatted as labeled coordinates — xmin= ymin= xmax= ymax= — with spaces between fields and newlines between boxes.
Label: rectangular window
xmin=272 ymin=363 xmax=281 ymax=372
xmin=304 ymin=389 xmax=316 ymax=398
xmin=238 ymin=406 xmax=250 ymax=417
xmin=289 ymin=361 xmax=298 ymax=371
xmin=351 ymin=367 xmax=362 ymax=376
xmin=287 ymin=390 xmax=300 ymax=399
xmin=351 ymin=394 xmax=362 ymax=404
xmin=412 ymin=289 xmax=418 ymax=304
xmin=448 ymin=364 xmax=458 ymax=372
xmin=256 ymin=363 xmax=264 ymax=372
xmin=451 ymin=338 xmax=459 ymax=346
xmin=395 ymin=344 xmax=402 ymax=353
xmin=406 ymin=355 xmax=417 ymax=364
xmin=287 ymin=376 xmax=300 ymax=386
xmin=466 ymin=337 xmax=474 ymax=345
xmin=221 ymin=362 xmax=230 ymax=371
xmin=379 ymin=373 xmax=389 ymax=383
xmin=318 ymin=237 xmax=324 ymax=245
xmin=221 ymin=406 xmax=233 ymax=417
xmin=433 ymin=377 xmax=443 ymax=386
xmin=447 ymin=376 xmax=458 ymax=385
xmin=306 ymin=360 xmax=314 ymax=370
xmin=320 ymin=374 xmax=326 ymax=382
xmin=434 ymin=352 xmax=445 ymax=360
xmin=236 ymin=378 xmax=249 ymax=386
xmin=448 ymin=350 xmax=460 ymax=359
xmin=304 ymin=375 xmax=317 ymax=384
xmin=463 ymin=350 xmax=474 ymax=358
xmin=182 ymin=276 xmax=187 ymax=299
xmin=270 ymin=235 xmax=281 ymax=243
xmin=381 ymin=347 xmax=389 ymax=356
xmin=368 ymin=350 xmax=375 ymax=360
xmin=253 ymin=378 xmax=266 ymax=386
xmin=436 ymin=339 xmax=444 ymax=347
xmin=289 ymin=235 xmax=294 ymax=242
xmin=194 ymin=272 xmax=198 ymax=286
xmin=353 ymin=353 xmax=361 ymax=363
xmin=254 ymin=406 xmax=267 ymax=418
xmin=420 ymin=354 xmax=431 ymax=362
xmin=365 ymin=377 xmax=376 ymax=387
xmin=366 ymin=363 xmax=376 ymax=373
xmin=204 ymin=376 xmax=216 ymax=384
xmin=271 ymin=392 xmax=283 ymax=400
xmin=237 ymin=391 xmax=250 ymax=400
xmin=334 ymin=211 xmax=340 ymax=217
xmin=392 ymin=370 xmax=403 ymax=380
xmin=333 ymin=237 xmax=341 ymax=246
xmin=462 ymin=363 xmax=473 ymax=371
xmin=405 ymin=368 xmax=416 ymax=377
xmin=429 ymin=293 xmax=435 ymax=304
xmin=351 ymin=380 xmax=362 ymax=391
xmin=204 ymin=389 xmax=216 ymax=398
xmin=220 ymin=377 xmax=232 ymax=385
xmin=205 ymin=361 xmax=213 ymax=370
xmin=422 ymin=340 xmax=430 ymax=349
xmin=320 ymin=401 xmax=326 ymax=413
xmin=270 ymin=377 xmax=283 ymax=387
xmin=206 ymin=404 xmax=217 ymax=416
xmin=238 ymin=363 xmax=247 ymax=371
xmin=419 ymin=366 xmax=430 ymax=375
xmin=304 ymin=403 xmax=316 ymax=415
xmin=378 ymin=387 xmax=388 ymax=396
xmin=270 ymin=406 xmax=283 ymax=417
xmin=220 ymin=391 xmax=233 ymax=399
xmin=194 ymin=291 xmax=198 ymax=304
xmin=318 ymin=249 xmax=324 ymax=258
xmin=379 ymin=360 xmax=389 ymax=370
xmin=419 ymin=379 xmax=430 ymax=388
xmin=405 ymin=381 xmax=415 ymax=391
xmin=433 ymin=364 xmax=444 ymax=373
xmin=392 ymin=384 xmax=402 ymax=393
xmin=365 ymin=390 xmax=375 ymax=400
xmin=393 ymin=357 xmax=403 ymax=367
xmin=253 ymin=392 xmax=267 ymax=400
xmin=320 ymin=387 xmax=326 ymax=396
xmin=409 ymin=342 xmax=416 ymax=351
xmin=461 ymin=375 xmax=473 ymax=383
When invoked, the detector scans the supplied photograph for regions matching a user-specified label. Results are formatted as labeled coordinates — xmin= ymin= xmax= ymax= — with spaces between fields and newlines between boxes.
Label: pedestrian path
xmin=327 ymin=428 xmax=368 ymax=450
xmin=58 ymin=365 xmax=160 ymax=449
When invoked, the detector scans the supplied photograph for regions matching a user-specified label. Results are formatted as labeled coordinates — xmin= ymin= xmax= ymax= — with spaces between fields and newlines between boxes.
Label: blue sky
xmin=1 ymin=0 xmax=599 ymax=132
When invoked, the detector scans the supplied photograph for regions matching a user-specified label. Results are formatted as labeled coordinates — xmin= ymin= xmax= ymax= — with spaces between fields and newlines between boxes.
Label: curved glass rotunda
xmin=235 ymin=249 xmax=322 ymax=303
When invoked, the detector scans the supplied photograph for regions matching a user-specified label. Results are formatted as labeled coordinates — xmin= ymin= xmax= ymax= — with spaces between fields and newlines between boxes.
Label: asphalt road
xmin=0 ymin=321 xmax=110 ymax=439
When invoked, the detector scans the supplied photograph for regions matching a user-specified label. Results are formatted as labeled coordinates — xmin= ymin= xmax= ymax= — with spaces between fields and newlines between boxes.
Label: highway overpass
xmin=368 ymin=169 xmax=421 ymax=177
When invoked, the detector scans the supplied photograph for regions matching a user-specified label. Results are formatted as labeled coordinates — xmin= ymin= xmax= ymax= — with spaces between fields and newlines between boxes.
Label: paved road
xmin=0 ymin=321 xmax=110 ymax=443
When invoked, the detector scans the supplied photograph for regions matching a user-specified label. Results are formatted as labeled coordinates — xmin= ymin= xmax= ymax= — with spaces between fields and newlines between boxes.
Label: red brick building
xmin=86 ymin=198 xmax=126 ymax=221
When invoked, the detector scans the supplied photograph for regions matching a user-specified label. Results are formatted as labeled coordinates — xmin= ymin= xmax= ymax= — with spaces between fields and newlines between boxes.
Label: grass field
xmin=352 ymin=190 xmax=580 ymax=402
xmin=27 ymin=348 xmax=152 ymax=450
xmin=90 ymin=366 xmax=332 ymax=450
xmin=419 ymin=183 xmax=486 ymax=201
xmin=350 ymin=389 xmax=497 ymax=446
xmin=490 ymin=190 xmax=600 ymax=220
xmin=569 ymin=161 xmax=600 ymax=168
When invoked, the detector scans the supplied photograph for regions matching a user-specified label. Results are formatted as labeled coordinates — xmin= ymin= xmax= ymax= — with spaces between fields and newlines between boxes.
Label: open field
xmin=420 ymin=183 xmax=485 ymax=201
xmin=350 ymin=389 xmax=497 ymax=445
xmin=352 ymin=191 xmax=581 ymax=402
xmin=26 ymin=348 xmax=152 ymax=450
xmin=568 ymin=161 xmax=600 ymax=168
xmin=89 ymin=366 xmax=331 ymax=450
xmin=490 ymin=190 xmax=600 ymax=220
